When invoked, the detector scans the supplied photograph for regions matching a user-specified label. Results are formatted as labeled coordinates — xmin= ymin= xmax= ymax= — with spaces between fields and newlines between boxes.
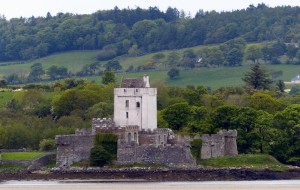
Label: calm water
xmin=1 ymin=180 xmax=300 ymax=190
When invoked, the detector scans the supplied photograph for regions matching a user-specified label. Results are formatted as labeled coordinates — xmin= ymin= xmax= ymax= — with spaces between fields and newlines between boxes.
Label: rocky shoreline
xmin=1 ymin=167 xmax=300 ymax=181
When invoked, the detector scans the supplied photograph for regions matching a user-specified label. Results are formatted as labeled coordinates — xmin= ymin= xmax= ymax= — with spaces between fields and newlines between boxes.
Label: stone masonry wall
xmin=56 ymin=119 xmax=238 ymax=168
xmin=116 ymin=128 xmax=196 ymax=167
xmin=56 ymin=134 xmax=94 ymax=167
xmin=199 ymin=129 xmax=238 ymax=159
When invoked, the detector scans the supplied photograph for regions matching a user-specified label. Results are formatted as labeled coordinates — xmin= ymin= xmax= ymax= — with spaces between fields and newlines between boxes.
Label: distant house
xmin=285 ymin=42 xmax=299 ymax=48
xmin=291 ymin=74 xmax=300 ymax=84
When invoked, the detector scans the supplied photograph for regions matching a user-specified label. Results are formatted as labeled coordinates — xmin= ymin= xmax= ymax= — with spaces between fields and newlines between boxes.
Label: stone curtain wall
xmin=56 ymin=119 xmax=238 ymax=167
xmin=116 ymin=128 xmax=196 ymax=167
xmin=56 ymin=134 xmax=94 ymax=167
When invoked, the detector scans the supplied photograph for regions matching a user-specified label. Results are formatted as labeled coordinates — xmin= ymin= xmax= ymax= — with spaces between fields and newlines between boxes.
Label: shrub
xmin=94 ymin=133 xmax=118 ymax=159
xmin=190 ymin=138 xmax=202 ymax=163
xmin=90 ymin=145 xmax=112 ymax=167
xmin=89 ymin=133 xmax=118 ymax=167
xmin=39 ymin=139 xmax=56 ymax=151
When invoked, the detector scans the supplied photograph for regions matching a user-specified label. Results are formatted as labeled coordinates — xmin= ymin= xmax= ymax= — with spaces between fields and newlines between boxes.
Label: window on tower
xmin=136 ymin=102 xmax=140 ymax=108
xmin=125 ymin=100 xmax=129 ymax=107
xmin=126 ymin=112 xmax=129 ymax=118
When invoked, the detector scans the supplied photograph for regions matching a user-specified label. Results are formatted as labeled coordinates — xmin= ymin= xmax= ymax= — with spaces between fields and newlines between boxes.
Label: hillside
xmin=0 ymin=4 xmax=299 ymax=62
xmin=1 ymin=46 xmax=300 ymax=89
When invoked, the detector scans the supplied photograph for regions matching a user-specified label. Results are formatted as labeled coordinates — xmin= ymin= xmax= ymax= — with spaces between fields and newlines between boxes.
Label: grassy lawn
xmin=1 ymin=152 xmax=47 ymax=161
xmin=0 ymin=91 xmax=13 ymax=109
xmin=201 ymin=154 xmax=289 ymax=171
xmin=0 ymin=163 xmax=26 ymax=170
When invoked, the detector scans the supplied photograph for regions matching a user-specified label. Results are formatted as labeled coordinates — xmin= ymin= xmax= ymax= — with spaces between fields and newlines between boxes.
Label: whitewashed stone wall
xmin=114 ymin=87 xmax=157 ymax=130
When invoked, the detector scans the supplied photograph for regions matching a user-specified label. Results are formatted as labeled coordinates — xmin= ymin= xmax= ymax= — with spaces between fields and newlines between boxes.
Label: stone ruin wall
xmin=197 ymin=129 xmax=238 ymax=159
xmin=55 ymin=118 xmax=238 ymax=167
xmin=116 ymin=127 xmax=196 ymax=167
xmin=55 ymin=128 xmax=94 ymax=167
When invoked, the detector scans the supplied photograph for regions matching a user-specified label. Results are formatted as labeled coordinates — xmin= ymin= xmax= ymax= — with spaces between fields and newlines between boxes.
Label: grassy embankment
xmin=201 ymin=154 xmax=289 ymax=171
xmin=0 ymin=90 xmax=13 ymax=109
xmin=0 ymin=152 xmax=46 ymax=160
xmin=0 ymin=152 xmax=48 ymax=170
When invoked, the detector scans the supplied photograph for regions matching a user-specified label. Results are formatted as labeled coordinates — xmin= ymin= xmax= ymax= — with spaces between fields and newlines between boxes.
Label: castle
xmin=55 ymin=76 xmax=238 ymax=167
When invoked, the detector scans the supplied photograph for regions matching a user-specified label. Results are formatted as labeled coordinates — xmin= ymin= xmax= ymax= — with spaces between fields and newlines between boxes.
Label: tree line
xmin=0 ymin=4 xmax=299 ymax=62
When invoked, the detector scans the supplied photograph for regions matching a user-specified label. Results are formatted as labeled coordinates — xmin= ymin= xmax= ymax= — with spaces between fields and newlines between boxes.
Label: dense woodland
xmin=0 ymin=4 xmax=299 ymax=62
xmin=1 ymin=4 xmax=300 ymax=166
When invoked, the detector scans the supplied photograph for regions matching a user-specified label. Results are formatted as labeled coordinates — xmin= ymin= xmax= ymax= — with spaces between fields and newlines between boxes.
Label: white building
xmin=114 ymin=75 xmax=157 ymax=130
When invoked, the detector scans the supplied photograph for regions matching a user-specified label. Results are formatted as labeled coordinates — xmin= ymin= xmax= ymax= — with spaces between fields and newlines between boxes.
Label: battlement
xmin=217 ymin=129 xmax=237 ymax=137
xmin=92 ymin=118 xmax=115 ymax=127
xmin=197 ymin=129 xmax=238 ymax=159
xmin=125 ymin=125 xmax=140 ymax=131
xmin=75 ymin=128 xmax=92 ymax=135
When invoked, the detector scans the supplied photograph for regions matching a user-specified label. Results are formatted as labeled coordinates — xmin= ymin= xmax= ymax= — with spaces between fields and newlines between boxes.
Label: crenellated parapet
xmin=197 ymin=129 xmax=238 ymax=159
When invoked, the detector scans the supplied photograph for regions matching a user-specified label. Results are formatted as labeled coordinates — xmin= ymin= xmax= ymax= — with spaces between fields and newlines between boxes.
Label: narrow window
xmin=124 ymin=89 xmax=126 ymax=92
xmin=136 ymin=89 xmax=139 ymax=92
xmin=136 ymin=102 xmax=140 ymax=108
xmin=128 ymin=133 xmax=131 ymax=142
xmin=134 ymin=132 xmax=137 ymax=141
xmin=125 ymin=100 xmax=129 ymax=107
xmin=126 ymin=112 xmax=129 ymax=118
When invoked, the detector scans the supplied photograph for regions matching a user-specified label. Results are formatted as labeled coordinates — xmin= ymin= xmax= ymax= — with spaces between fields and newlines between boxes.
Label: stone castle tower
xmin=113 ymin=75 xmax=157 ymax=130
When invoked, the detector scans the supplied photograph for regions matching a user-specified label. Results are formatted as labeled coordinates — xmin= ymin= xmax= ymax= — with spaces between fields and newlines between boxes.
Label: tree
xmin=225 ymin=48 xmax=243 ymax=66
xmin=162 ymin=102 xmax=191 ymax=131
xmin=167 ymin=68 xmax=180 ymax=79
xmin=47 ymin=66 xmax=68 ymax=80
xmin=90 ymin=145 xmax=112 ymax=167
xmin=52 ymin=88 xmax=102 ymax=118
xmin=242 ymin=64 xmax=272 ymax=90
xmin=27 ymin=63 xmax=45 ymax=82
xmin=5 ymin=73 xmax=23 ymax=85
xmin=276 ymin=80 xmax=285 ymax=93
xmin=179 ymin=49 xmax=196 ymax=69
xmin=104 ymin=60 xmax=122 ymax=71
xmin=0 ymin=79 xmax=7 ymax=87
xmin=102 ymin=71 xmax=116 ymax=85
xmin=273 ymin=105 xmax=300 ymax=163
xmin=248 ymin=92 xmax=283 ymax=114
xmin=85 ymin=102 xmax=113 ymax=120
xmin=245 ymin=45 xmax=262 ymax=63
xmin=167 ymin=51 xmax=180 ymax=67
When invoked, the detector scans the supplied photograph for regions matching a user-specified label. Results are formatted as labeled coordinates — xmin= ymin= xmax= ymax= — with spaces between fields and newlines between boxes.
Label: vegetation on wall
xmin=90 ymin=133 xmax=118 ymax=167
xmin=190 ymin=138 xmax=202 ymax=163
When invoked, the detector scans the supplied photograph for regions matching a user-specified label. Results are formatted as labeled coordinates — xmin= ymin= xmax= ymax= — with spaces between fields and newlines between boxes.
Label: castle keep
xmin=56 ymin=76 xmax=238 ymax=167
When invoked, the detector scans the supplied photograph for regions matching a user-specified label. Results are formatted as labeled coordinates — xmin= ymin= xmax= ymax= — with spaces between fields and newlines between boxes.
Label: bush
xmin=39 ymin=139 xmax=56 ymax=151
xmin=190 ymin=138 xmax=202 ymax=163
xmin=94 ymin=133 xmax=118 ymax=159
xmin=89 ymin=133 xmax=118 ymax=167
xmin=90 ymin=145 xmax=112 ymax=167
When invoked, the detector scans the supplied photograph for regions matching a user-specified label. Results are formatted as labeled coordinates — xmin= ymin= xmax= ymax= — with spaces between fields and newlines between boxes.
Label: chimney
xmin=143 ymin=74 xmax=150 ymax=88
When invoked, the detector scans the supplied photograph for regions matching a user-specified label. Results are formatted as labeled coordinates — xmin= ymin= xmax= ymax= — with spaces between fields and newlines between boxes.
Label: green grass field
xmin=24 ymin=63 xmax=300 ymax=90
xmin=80 ymin=64 xmax=300 ymax=89
xmin=201 ymin=154 xmax=289 ymax=170
xmin=1 ymin=43 xmax=300 ymax=89
xmin=0 ymin=91 xmax=13 ymax=109
xmin=1 ymin=152 xmax=46 ymax=161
